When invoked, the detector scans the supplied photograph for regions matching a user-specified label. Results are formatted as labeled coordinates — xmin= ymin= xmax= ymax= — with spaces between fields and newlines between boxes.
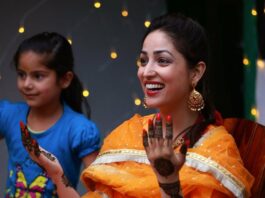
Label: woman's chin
xmin=145 ymin=101 xmax=161 ymax=109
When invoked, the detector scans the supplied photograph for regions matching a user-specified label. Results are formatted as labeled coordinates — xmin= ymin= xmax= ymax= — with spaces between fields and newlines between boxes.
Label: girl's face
xmin=16 ymin=51 xmax=63 ymax=108
xmin=137 ymin=30 xmax=193 ymax=111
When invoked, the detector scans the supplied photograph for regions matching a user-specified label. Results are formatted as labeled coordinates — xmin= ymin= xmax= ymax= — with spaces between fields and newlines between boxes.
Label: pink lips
xmin=146 ymin=89 xmax=159 ymax=96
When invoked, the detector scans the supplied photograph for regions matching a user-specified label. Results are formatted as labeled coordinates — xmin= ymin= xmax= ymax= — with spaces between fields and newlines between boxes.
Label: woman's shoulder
xmin=185 ymin=124 xmax=254 ymax=198
xmin=101 ymin=114 xmax=155 ymax=151
xmin=193 ymin=124 xmax=234 ymax=148
xmin=112 ymin=113 xmax=154 ymax=132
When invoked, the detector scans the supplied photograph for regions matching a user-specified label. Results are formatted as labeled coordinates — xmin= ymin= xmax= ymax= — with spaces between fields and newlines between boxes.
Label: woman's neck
xmin=159 ymin=105 xmax=199 ymax=139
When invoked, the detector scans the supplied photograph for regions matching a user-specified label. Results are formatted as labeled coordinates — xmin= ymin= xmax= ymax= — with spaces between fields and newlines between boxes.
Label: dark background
xmin=168 ymin=0 xmax=245 ymax=118
xmin=0 ymin=0 xmax=246 ymax=195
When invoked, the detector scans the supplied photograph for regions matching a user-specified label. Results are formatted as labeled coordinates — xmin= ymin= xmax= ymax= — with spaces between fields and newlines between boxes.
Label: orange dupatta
xmin=81 ymin=114 xmax=254 ymax=198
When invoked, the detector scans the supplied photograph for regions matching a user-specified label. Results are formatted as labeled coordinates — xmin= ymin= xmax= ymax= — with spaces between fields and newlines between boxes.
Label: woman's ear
xmin=60 ymin=71 xmax=74 ymax=89
xmin=190 ymin=61 xmax=206 ymax=86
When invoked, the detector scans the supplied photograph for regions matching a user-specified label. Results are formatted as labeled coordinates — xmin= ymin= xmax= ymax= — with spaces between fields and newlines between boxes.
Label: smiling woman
xmin=137 ymin=30 xmax=203 ymax=113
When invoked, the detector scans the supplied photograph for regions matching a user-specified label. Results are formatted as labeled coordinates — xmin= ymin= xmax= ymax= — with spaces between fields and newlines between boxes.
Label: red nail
xmin=24 ymin=128 xmax=29 ymax=137
xmin=20 ymin=121 xmax=25 ymax=129
xmin=20 ymin=121 xmax=29 ymax=137
xmin=148 ymin=119 xmax=152 ymax=125
xmin=166 ymin=115 xmax=172 ymax=123
xmin=32 ymin=139 xmax=36 ymax=146
xmin=156 ymin=113 xmax=161 ymax=121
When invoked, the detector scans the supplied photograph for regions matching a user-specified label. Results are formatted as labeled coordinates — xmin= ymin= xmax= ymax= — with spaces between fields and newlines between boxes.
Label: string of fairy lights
xmin=243 ymin=4 xmax=265 ymax=121
xmin=4 ymin=1 xmax=263 ymax=119
xmin=0 ymin=0 xmax=155 ymax=108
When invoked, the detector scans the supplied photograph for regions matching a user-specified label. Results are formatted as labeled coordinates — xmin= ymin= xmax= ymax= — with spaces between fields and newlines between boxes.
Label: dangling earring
xmin=188 ymin=85 xmax=205 ymax=111
xmin=143 ymin=96 xmax=148 ymax=109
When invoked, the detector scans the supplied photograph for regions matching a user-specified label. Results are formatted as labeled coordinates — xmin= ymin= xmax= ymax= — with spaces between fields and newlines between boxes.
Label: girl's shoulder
xmin=0 ymin=99 xmax=28 ymax=113
xmin=61 ymin=103 xmax=99 ymax=130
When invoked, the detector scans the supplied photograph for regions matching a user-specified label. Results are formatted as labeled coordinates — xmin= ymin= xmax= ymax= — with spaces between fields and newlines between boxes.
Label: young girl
xmin=0 ymin=32 xmax=100 ymax=197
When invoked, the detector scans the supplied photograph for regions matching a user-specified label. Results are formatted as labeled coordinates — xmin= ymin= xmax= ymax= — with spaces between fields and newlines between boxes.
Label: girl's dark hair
xmin=14 ymin=32 xmax=91 ymax=118
xmin=143 ymin=13 xmax=216 ymax=147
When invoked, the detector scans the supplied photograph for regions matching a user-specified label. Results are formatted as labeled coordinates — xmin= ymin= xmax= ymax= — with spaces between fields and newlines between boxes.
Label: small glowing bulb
xmin=136 ymin=58 xmax=141 ymax=67
xmin=251 ymin=107 xmax=258 ymax=117
xmin=18 ymin=26 xmax=25 ymax=33
xmin=257 ymin=59 xmax=265 ymax=69
xmin=134 ymin=98 xmax=141 ymax=106
xmin=121 ymin=10 xmax=128 ymax=17
xmin=67 ymin=38 xmax=72 ymax=45
xmin=94 ymin=1 xmax=101 ymax=8
xmin=110 ymin=51 xmax=118 ymax=59
xmin=83 ymin=90 xmax=90 ymax=97
xmin=144 ymin=20 xmax=151 ymax=28
xmin=251 ymin=9 xmax=257 ymax=16
xmin=243 ymin=57 xmax=249 ymax=66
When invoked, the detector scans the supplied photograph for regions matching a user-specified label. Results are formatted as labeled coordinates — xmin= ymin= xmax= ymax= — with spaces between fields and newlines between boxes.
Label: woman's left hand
xmin=143 ymin=114 xmax=187 ymax=183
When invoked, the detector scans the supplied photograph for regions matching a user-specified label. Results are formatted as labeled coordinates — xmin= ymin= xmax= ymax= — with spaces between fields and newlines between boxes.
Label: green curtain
xmin=243 ymin=0 xmax=258 ymax=120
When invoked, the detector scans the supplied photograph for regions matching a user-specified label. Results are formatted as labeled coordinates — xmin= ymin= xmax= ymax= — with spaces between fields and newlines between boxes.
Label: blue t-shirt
xmin=0 ymin=100 xmax=100 ymax=197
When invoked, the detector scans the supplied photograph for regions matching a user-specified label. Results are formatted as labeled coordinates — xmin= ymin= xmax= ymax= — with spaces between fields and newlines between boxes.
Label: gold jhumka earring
xmin=188 ymin=85 xmax=205 ymax=111
xmin=143 ymin=96 xmax=148 ymax=108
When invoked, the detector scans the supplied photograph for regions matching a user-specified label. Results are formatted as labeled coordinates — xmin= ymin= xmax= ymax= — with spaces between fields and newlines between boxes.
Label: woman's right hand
xmin=142 ymin=114 xmax=187 ymax=197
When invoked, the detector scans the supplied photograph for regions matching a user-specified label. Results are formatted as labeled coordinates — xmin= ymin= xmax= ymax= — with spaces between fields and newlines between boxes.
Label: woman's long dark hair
xmin=142 ymin=13 xmax=216 ymax=147
xmin=14 ymin=32 xmax=91 ymax=118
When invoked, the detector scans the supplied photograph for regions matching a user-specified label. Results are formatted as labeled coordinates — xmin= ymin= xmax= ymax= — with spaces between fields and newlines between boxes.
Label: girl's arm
xmin=82 ymin=150 xmax=99 ymax=168
xmin=20 ymin=121 xmax=81 ymax=198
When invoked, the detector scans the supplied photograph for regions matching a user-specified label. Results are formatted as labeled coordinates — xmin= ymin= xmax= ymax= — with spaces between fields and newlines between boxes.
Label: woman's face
xmin=137 ymin=30 xmax=193 ymax=111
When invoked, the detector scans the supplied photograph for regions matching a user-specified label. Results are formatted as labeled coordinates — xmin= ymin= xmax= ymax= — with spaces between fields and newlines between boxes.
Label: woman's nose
xmin=143 ymin=64 xmax=156 ymax=77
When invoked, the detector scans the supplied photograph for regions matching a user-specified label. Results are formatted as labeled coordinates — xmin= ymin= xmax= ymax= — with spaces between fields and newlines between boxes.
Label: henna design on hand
xmin=166 ymin=115 xmax=173 ymax=139
xmin=154 ymin=157 xmax=175 ymax=177
xmin=143 ymin=129 xmax=149 ymax=147
xmin=32 ymin=139 xmax=41 ymax=157
xmin=159 ymin=180 xmax=183 ymax=198
xmin=180 ymin=144 xmax=187 ymax=155
xmin=20 ymin=121 xmax=31 ymax=147
xmin=61 ymin=173 xmax=72 ymax=187
xmin=154 ymin=113 xmax=163 ymax=138
xmin=148 ymin=119 xmax=155 ymax=138
xmin=20 ymin=121 xmax=41 ymax=157
xmin=41 ymin=150 xmax=56 ymax=161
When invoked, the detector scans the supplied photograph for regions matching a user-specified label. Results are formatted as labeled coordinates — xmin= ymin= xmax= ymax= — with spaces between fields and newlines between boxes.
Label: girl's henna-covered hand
xmin=20 ymin=121 xmax=71 ymax=187
xmin=143 ymin=114 xmax=187 ymax=182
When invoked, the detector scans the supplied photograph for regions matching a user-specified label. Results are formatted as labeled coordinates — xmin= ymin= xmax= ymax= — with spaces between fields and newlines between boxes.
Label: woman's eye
xmin=158 ymin=58 xmax=170 ymax=65
xmin=137 ymin=58 xmax=148 ymax=67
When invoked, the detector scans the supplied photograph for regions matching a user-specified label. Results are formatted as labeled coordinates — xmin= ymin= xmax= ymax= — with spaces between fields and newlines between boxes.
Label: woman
xmin=23 ymin=13 xmax=254 ymax=197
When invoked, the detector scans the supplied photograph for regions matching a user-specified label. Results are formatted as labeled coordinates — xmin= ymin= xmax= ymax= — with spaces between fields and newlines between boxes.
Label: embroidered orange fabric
xmin=81 ymin=114 xmax=254 ymax=198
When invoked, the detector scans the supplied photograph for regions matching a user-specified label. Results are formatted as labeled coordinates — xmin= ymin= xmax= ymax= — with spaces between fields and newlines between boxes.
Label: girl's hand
xmin=20 ymin=121 xmax=70 ymax=186
xmin=142 ymin=114 xmax=187 ymax=183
